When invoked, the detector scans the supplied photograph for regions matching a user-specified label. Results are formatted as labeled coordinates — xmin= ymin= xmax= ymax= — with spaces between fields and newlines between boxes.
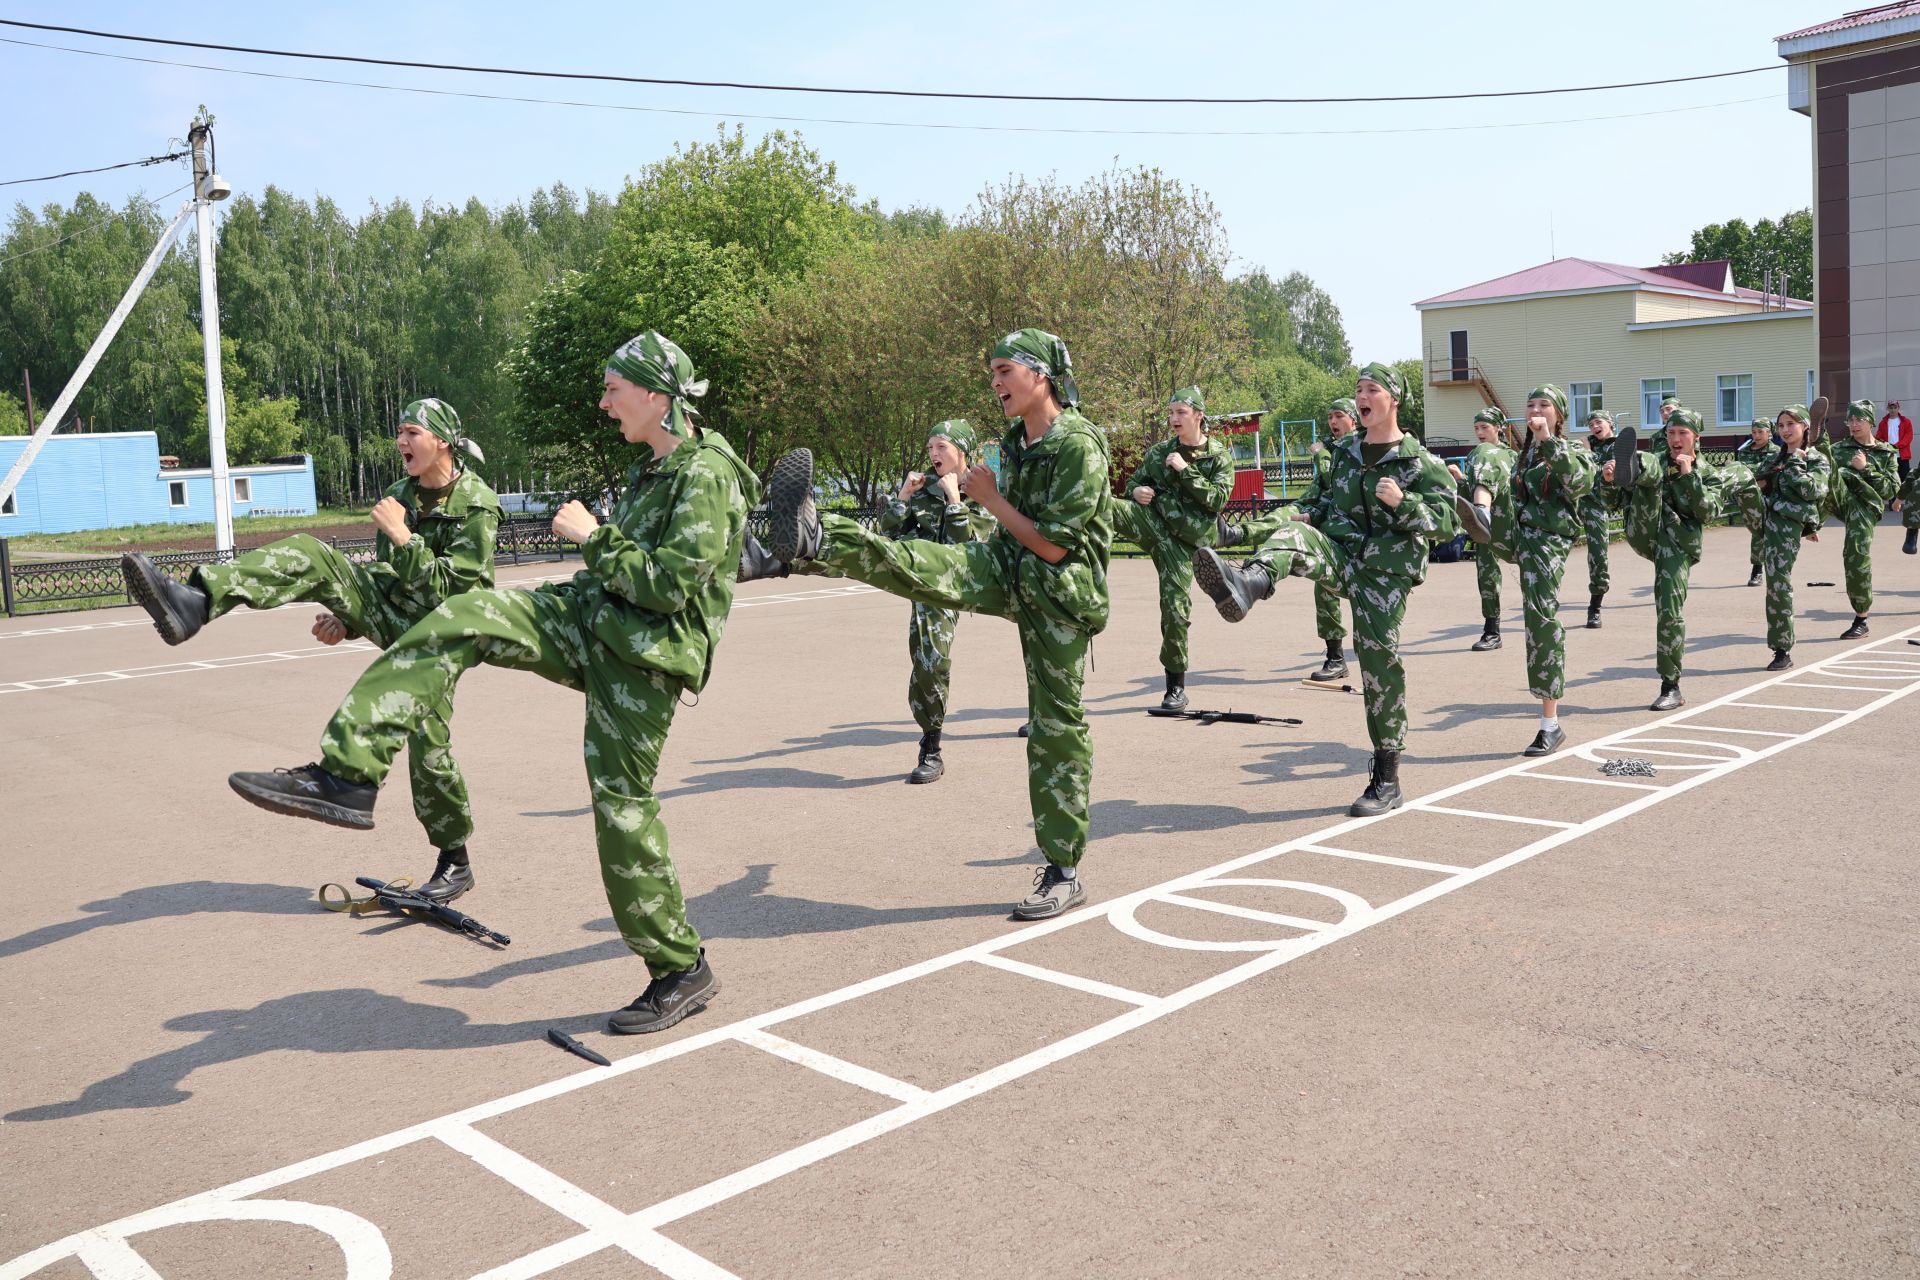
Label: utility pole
xmin=189 ymin=110 xmax=235 ymax=553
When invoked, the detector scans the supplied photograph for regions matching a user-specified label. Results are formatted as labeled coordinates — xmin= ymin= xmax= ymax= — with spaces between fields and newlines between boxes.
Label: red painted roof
xmin=1416 ymin=257 xmax=1812 ymax=308
xmin=1779 ymin=2 xmax=1920 ymax=42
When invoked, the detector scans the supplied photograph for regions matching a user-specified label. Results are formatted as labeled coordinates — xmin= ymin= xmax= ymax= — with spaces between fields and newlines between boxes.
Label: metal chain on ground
xmin=1600 ymin=758 xmax=1658 ymax=778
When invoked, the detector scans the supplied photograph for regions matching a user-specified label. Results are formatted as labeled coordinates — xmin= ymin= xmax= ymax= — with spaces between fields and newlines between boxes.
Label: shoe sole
xmin=417 ymin=878 xmax=475 ymax=906
xmin=1613 ymin=428 xmax=1640 ymax=490
xmin=1192 ymin=548 xmax=1249 ymax=623
xmin=607 ymin=977 xmax=720 ymax=1036
xmin=1649 ymin=700 xmax=1687 ymax=711
xmin=766 ymin=449 xmax=815 ymax=565
xmin=1307 ymin=668 xmax=1348 ymax=682
xmin=1011 ymin=881 xmax=1087 ymax=921
xmin=1586 ymin=619 xmax=1602 ymax=629
xmin=1471 ymin=639 xmax=1502 ymax=652
xmin=906 ymin=770 xmax=943 ymax=785
xmin=228 ymin=774 xmax=376 ymax=830
xmin=122 ymin=555 xmax=192 ymax=646
xmin=1455 ymin=495 xmax=1493 ymax=545
xmin=1348 ymin=795 xmax=1403 ymax=818
xmin=1522 ymin=741 xmax=1564 ymax=758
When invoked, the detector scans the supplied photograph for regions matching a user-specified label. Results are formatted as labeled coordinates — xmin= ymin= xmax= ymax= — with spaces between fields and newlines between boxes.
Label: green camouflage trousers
xmin=1234 ymin=510 xmax=1345 ymax=642
xmin=1740 ymin=495 xmax=1767 ymax=569
xmin=1582 ymin=503 xmax=1612 ymax=597
xmin=1516 ymin=529 xmax=1574 ymax=700
xmin=1652 ymin=547 xmax=1694 ymax=682
xmin=1842 ymin=510 xmax=1879 ymax=614
xmin=1116 ymin=500 xmax=1196 ymax=672
xmin=1247 ymin=524 xmax=1415 ymax=752
xmin=907 ymin=602 xmax=959 ymax=735
xmin=318 ymin=587 xmax=701 ymax=977
xmin=1475 ymin=544 xmax=1504 ymax=620
xmin=805 ymin=514 xmax=1093 ymax=868
xmin=197 ymin=534 xmax=473 ymax=851
xmin=1759 ymin=519 xmax=1805 ymax=651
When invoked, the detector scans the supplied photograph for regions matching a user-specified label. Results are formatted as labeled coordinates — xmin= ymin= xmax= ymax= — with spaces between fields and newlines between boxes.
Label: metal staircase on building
xmin=1425 ymin=353 xmax=1503 ymax=412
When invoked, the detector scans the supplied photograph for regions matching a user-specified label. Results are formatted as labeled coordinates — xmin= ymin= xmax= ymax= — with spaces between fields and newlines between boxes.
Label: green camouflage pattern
xmin=1733 ymin=435 xmax=1774 ymax=567
xmin=1831 ymin=437 xmax=1899 ymax=614
xmin=197 ymin=467 xmax=503 ymax=849
xmin=1458 ymin=439 xmax=1517 ymax=618
xmin=879 ymin=481 xmax=992 ymax=734
xmin=605 ymin=330 xmax=709 ymax=436
xmin=990 ymin=408 xmax=1114 ymax=634
xmin=1753 ymin=443 xmax=1834 ymax=650
xmin=1901 ymin=465 xmax=1920 ymax=530
xmin=991 ymin=328 xmax=1079 ymax=407
xmin=1617 ymin=453 xmax=1754 ymax=680
xmin=1511 ymin=435 xmax=1597 ymax=700
xmin=402 ymin=397 xmax=484 ymax=465
xmin=550 ymin=431 xmax=759 ymax=692
xmin=1294 ymin=432 xmax=1459 ymax=585
xmin=1123 ymin=433 xmax=1234 ymax=669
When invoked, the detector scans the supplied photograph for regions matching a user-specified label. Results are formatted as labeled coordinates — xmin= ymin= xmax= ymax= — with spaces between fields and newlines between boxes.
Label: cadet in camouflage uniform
xmin=763 ymin=329 xmax=1112 ymax=922
xmin=1605 ymin=407 xmax=1754 ymax=711
xmin=1505 ymin=384 xmax=1597 ymax=758
xmin=1733 ymin=419 xmax=1775 ymax=586
xmin=1450 ymin=406 xmax=1516 ymax=652
xmin=1193 ymin=363 xmax=1458 ymax=818
xmin=1831 ymin=399 xmax=1902 ymax=638
xmin=1116 ymin=386 xmax=1234 ymax=709
xmin=1577 ymin=409 xmax=1620 ymax=628
xmin=1899 ymin=459 xmax=1920 ymax=555
xmin=227 ymin=333 xmax=754 ymax=1035
xmin=1751 ymin=404 xmax=1833 ymax=670
xmin=1220 ymin=398 xmax=1358 ymax=681
xmin=123 ymin=398 xmax=501 ymax=903
xmin=879 ymin=419 xmax=993 ymax=783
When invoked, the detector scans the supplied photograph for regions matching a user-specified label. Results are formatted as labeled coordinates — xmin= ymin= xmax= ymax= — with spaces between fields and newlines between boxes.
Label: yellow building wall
xmin=1632 ymin=292 xmax=1755 ymax=322
xmin=1420 ymin=291 xmax=1813 ymax=439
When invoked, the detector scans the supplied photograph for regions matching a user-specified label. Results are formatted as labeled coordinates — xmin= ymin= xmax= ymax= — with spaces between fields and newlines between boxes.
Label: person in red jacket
xmin=1878 ymin=401 xmax=1913 ymax=487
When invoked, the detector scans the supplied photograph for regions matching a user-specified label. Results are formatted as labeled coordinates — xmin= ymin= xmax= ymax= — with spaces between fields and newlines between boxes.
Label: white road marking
xmin=972 ymin=954 xmax=1157 ymax=1007
xmin=8 ymin=628 xmax=1919 ymax=1280
xmin=734 ymin=1029 xmax=931 ymax=1105
xmin=1415 ymin=804 xmax=1577 ymax=829
xmin=1515 ymin=772 xmax=1663 ymax=791
xmin=1293 ymin=843 xmax=1469 ymax=874
xmin=1723 ymin=701 xmax=1850 ymax=714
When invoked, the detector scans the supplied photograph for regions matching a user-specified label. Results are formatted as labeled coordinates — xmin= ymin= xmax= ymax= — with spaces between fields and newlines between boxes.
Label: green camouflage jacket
xmin=369 ymin=467 xmax=503 ymax=622
xmin=1753 ymin=444 xmax=1832 ymax=533
xmin=879 ymin=480 xmax=992 ymax=545
xmin=1511 ymin=435 xmax=1598 ymax=539
xmin=1829 ymin=437 xmax=1900 ymax=521
xmin=1457 ymin=440 xmax=1518 ymax=547
xmin=1125 ymin=434 xmax=1234 ymax=547
xmin=1619 ymin=453 xmax=1747 ymax=565
xmin=1300 ymin=432 xmax=1458 ymax=585
xmin=556 ymin=430 xmax=759 ymax=692
xmin=994 ymin=408 xmax=1114 ymax=634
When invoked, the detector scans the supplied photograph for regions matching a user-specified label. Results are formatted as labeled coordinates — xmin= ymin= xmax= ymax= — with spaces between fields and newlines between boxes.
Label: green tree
xmin=1231 ymin=269 xmax=1352 ymax=372
xmin=1663 ymin=209 xmax=1813 ymax=298
xmin=0 ymin=389 xmax=28 ymax=435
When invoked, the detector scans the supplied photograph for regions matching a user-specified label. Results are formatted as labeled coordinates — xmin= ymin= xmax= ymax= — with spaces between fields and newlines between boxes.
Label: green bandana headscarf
xmin=1170 ymin=386 xmax=1206 ymax=415
xmin=401 ymin=397 xmax=484 ymax=466
xmin=1847 ymin=398 xmax=1876 ymax=422
xmin=928 ymin=418 xmax=979 ymax=460
xmin=1329 ymin=398 xmax=1358 ymax=422
xmin=1661 ymin=394 xmax=1680 ymax=407
xmin=1587 ymin=409 xmax=1614 ymax=426
xmin=1471 ymin=407 xmax=1505 ymax=429
xmin=1666 ymin=407 xmax=1704 ymax=435
xmin=1355 ymin=362 xmax=1405 ymax=404
xmin=1528 ymin=383 xmax=1569 ymax=426
xmin=1751 ymin=418 xmax=1773 ymax=433
xmin=990 ymin=328 xmax=1078 ymax=408
xmin=1781 ymin=403 xmax=1812 ymax=425
xmin=605 ymin=331 xmax=708 ymax=436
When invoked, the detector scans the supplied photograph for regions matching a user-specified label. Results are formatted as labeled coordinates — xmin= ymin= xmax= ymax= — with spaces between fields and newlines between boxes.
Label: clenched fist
xmin=552 ymin=499 xmax=601 ymax=543
xmin=371 ymin=496 xmax=411 ymax=545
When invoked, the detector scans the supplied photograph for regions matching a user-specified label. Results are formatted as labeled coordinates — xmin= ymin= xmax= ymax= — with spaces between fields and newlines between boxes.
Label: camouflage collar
xmin=1006 ymin=407 xmax=1099 ymax=457
xmin=392 ymin=466 xmax=497 ymax=516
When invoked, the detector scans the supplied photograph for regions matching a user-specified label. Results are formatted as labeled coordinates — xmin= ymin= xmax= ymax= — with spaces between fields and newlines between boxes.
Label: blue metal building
xmin=0 ymin=432 xmax=316 ymax=535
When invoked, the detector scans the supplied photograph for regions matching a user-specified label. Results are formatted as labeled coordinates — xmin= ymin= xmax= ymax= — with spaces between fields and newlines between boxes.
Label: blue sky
xmin=1 ymin=1 xmax=1828 ymax=370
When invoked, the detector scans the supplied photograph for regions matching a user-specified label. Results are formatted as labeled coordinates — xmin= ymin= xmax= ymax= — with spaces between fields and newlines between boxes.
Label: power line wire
xmin=0 ymin=15 xmax=1799 ymax=106
xmin=0 ymin=36 xmax=1780 ymax=140
xmin=0 ymin=184 xmax=192 ymax=267
xmin=0 ymin=151 xmax=186 ymax=189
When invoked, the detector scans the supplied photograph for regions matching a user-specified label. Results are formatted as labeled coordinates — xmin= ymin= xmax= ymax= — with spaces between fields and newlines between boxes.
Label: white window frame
xmin=1716 ymin=374 xmax=1755 ymax=427
xmin=1 ymin=490 xmax=16 ymax=517
xmin=1641 ymin=378 xmax=1677 ymax=431
xmin=1568 ymin=381 xmax=1603 ymax=431
xmin=168 ymin=480 xmax=189 ymax=508
xmin=1807 ymin=369 xmax=1817 ymax=406
xmin=232 ymin=476 xmax=252 ymax=504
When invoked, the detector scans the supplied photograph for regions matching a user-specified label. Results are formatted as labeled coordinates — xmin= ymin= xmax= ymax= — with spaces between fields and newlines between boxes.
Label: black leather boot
xmin=1308 ymin=637 xmax=1347 ymax=682
xmin=1649 ymin=679 xmax=1685 ymax=712
xmin=1586 ymin=592 xmax=1604 ymax=629
xmin=767 ymin=449 xmax=823 ymax=564
xmin=1192 ymin=548 xmax=1274 ymax=623
xmin=1348 ymin=750 xmax=1402 ymax=817
xmin=907 ymin=732 xmax=944 ymax=784
xmin=122 ymin=552 xmax=211 ymax=645
xmin=1159 ymin=670 xmax=1188 ymax=712
xmin=1471 ymin=618 xmax=1502 ymax=652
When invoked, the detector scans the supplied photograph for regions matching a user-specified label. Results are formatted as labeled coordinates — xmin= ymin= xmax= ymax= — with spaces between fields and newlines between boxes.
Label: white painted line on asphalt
xmin=0 ymin=643 xmax=377 ymax=693
xmin=1725 ymin=701 xmax=1851 ymax=714
xmin=1775 ymin=681 xmax=1882 ymax=693
xmin=1511 ymin=772 xmax=1663 ymax=792
xmin=70 ymin=1237 xmax=161 ymax=1279
xmin=1416 ymin=804 xmax=1578 ymax=829
xmin=1155 ymin=892 xmax=1331 ymax=932
xmin=972 ymin=954 xmax=1157 ymax=1007
xmin=8 ymin=625 xmax=1918 ymax=1280
xmin=1671 ymin=725 xmax=1797 ymax=738
xmin=735 ymin=1030 xmax=932 ymax=1105
xmin=1293 ymin=843 xmax=1469 ymax=874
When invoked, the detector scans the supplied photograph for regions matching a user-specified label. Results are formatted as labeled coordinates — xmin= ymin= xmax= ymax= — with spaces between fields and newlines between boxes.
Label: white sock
xmin=1540 ymin=716 xmax=1559 ymax=732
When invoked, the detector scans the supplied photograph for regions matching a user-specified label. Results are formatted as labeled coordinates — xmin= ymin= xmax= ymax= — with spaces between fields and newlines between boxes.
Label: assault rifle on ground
xmin=1146 ymin=707 xmax=1303 ymax=726
xmin=353 ymin=876 xmax=511 ymax=946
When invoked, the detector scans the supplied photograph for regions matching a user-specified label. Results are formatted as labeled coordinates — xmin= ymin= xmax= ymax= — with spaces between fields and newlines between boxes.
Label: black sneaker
xmin=228 ymin=763 xmax=377 ymax=829
xmin=1611 ymin=428 xmax=1640 ymax=490
xmin=907 ymin=733 xmax=944 ymax=784
xmin=1767 ymin=649 xmax=1793 ymax=671
xmin=1012 ymin=865 xmax=1086 ymax=921
xmin=608 ymin=949 xmax=719 ymax=1035
xmin=1522 ymin=726 xmax=1566 ymax=757
xmin=736 ymin=532 xmax=791 ymax=583
xmin=1471 ymin=623 xmax=1502 ymax=652
xmin=417 ymin=849 xmax=474 ymax=904
xmin=1192 ymin=547 xmax=1274 ymax=623
xmin=767 ymin=449 xmax=822 ymax=565
xmin=1841 ymin=616 xmax=1870 ymax=640
xmin=1747 ymin=564 xmax=1763 ymax=585
xmin=122 ymin=552 xmax=210 ymax=646
xmin=1455 ymin=494 xmax=1494 ymax=545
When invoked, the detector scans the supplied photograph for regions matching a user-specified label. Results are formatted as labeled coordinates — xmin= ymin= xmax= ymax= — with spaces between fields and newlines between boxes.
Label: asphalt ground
xmin=2 ymin=519 xmax=1918 ymax=1279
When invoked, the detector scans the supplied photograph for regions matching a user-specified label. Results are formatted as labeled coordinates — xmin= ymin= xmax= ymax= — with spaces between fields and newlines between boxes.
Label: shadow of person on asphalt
xmin=0 ymin=882 xmax=319 ymax=961
xmin=689 ymin=707 xmax=1027 ymax=766
xmin=1088 ymin=795 xmax=1346 ymax=838
xmin=3 ymin=989 xmax=576 ymax=1121
xmin=422 ymin=863 xmax=1011 ymax=991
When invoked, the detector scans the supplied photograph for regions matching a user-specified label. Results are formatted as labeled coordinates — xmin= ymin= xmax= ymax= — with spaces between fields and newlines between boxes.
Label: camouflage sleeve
xmin=1029 ymin=430 xmax=1109 ymax=557
xmin=1172 ymin=449 xmax=1234 ymax=515
xmin=1778 ymin=453 xmax=1828 ymax=504
xmin=385 ymin=505 xmax=500 ymax=597
xmin=1125 ymin=448 xmax=1154 ymax=493
xmin=938 ymin=500 xmax=976 ymax=543
xmin=1386 ymin=451 xmax=1459 ymax=537
xmin=1542 ymin=436 xmax=1597 ymax=500
xmin=878 ymin=497 xmax=912 ymax=538
xmin=1670 ymin=468 xmax=1713 ymax=524
xmin=1870 ymin=451 xmax=1901 ymax=505
xmin=580 ymin=458 xmax=737 ymax=615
